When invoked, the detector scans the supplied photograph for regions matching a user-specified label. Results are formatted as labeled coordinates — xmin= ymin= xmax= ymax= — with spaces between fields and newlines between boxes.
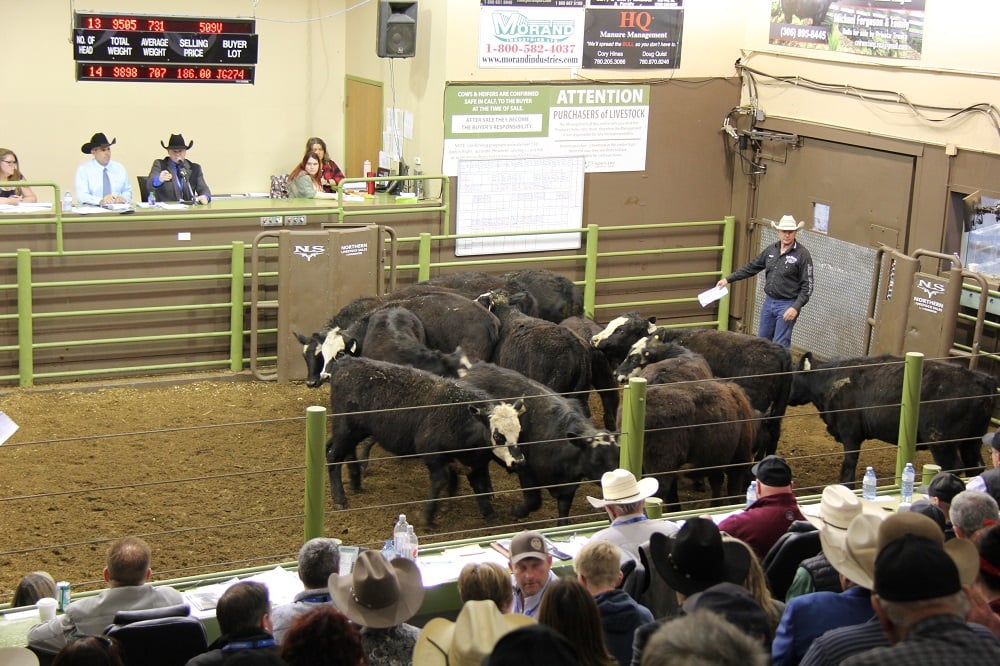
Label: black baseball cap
xmin=984 ymin=431 xmax=1000 ymax=453
xmin=751 ymin=455 xmax=792 ymax=486
xmin=919 ymin=472 xmax=966 ymax=504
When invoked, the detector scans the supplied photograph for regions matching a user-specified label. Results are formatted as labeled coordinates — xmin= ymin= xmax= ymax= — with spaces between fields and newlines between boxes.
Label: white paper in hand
xmin=0 ymin=411 xmax=20 ymax=445
xmin=698 ymin=285 xmax=729 ymax=307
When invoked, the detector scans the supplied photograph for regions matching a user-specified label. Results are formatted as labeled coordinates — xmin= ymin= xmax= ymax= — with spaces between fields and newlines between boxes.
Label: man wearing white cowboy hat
xmin=75 ymin=131 xmax=133 ymax=205
xmin=148 ymin=133 xmax=212 ymax=204
xmin=328 ymin=549 xmax=425 ymax=665
xmin=413 ymin=599 xmax=535 ymax=666
xmin=716 ymin=214 xmax=814 ymax=348
xmin=772 ymin=485 xmax=886 ymax=666
xmin=587 ymin=468 xmax=679 ymax=563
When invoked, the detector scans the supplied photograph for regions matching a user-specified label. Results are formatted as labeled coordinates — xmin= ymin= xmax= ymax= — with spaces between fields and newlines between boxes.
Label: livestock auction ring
xmin=0 ymin=367 xmax=960 ymax=604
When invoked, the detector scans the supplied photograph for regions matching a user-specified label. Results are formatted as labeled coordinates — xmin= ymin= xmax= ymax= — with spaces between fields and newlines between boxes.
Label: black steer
xmin=790 ymin=353 xmax=998 ymax=484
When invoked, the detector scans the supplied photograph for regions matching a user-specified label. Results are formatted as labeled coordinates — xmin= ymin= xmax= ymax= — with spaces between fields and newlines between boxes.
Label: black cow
xmin=297 ymin=290 xmax=499 ymax=387
xmin=615 ymin=338 xmax=708 ymax=384
xmin=360 ymin=307 xmax=467 ymax=377
xmin=421 ymin=269 xmax=581 ymax=323
xmin=596 ymin=314 xmax=791 ymax=458
xmin=559 ymin=315 xmax=619 ymax=430
xmin=326 ymin=356 xmax=525 ymax=526
xmin=458 ymin=362 xmax=619 ymax=524
xmin=636 ymin=354 xmax=714 ymax=386
xmin=790 ymin=353 xmax=998 ymax=485
xmin=636 ymin=381 xmax=757 ymax=511
xmin=781 ymin=0 xmax=833 ymax=25
xmin=477 ymin=289 xmax=593 ymax=417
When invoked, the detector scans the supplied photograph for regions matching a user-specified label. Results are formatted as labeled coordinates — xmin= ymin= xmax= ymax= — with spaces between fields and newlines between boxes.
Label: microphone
xmin=179 ymin=162 xmax=194 ymax=202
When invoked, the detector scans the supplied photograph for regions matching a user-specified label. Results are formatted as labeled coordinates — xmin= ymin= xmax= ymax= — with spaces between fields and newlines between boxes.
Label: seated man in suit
xmin=148 ymin=134 xmax=211 ymax=204
xmin=28 ymin=536 xmax=183 ymax=654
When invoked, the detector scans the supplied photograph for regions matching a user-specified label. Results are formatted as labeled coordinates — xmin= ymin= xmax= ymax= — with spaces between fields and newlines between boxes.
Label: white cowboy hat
xmin=413 ymin=599 xmax=535 ymax=666
xmin=586 ymin=468 xmax=659 ymax=508
xmin=770 ymin=214 xmax=804 ymax=232
xmin=808 ymin=485 xmax=886 ymax=587
xmin=830 ymin=512 xmax=885 ymax=589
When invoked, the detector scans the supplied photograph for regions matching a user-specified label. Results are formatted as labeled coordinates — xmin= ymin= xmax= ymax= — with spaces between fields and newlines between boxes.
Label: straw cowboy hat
xmin=807 ymin=485 xmax=886 ymax=588
xmin=413 ymin=599 xmax=535 ymax=666
xmin=650 ymin=517 xmax=751 ymax=597
xmin=586 ymin=468 xmax=659 ymax=508
xmin=161 ymin=133 xmax=194 ymax=150
xmin=327 ymin=550 xmax=425 ymax=629
xmin=81 ymin=132 xmax=116 ymax=154
xmin=770 ymin=214 xmax=804 ymax=232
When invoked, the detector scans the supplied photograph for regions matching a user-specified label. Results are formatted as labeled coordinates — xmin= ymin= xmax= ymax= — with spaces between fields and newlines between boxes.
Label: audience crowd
xmin=16 ymin=457 xmax=1000 ymax=666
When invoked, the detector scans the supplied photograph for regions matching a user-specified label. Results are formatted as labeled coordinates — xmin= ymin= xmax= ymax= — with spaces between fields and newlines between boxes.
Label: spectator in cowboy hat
xmin=840 ymin=513 xmax=998 ymax=665
xmin=968 ymin=431 xmax=1000 ymax=506
xmin=413 ymin=599 xmax=534 ymax=666
xmin=587 ymin=469 xmax=679 ymax=564
xmin=148 ymin=133 xmax=212 ymax=204
xmin=772 ymin=485 xmax=887 ymax=665
xmin=508 ymin=531 xmax=558 ymax=618
xmin=75 ymin=131 xmax=132 ymax=205
xmin=630 ymin=517 xmax=752 ymax=664
xmin=716 ymin=213 xmax=813 ymax=347
xmin=950 ymin=490 xmax=1000 ymax=541
xmin=718 ymin=455 xmax=806 ymax=559
xmin=484 ymin=624 xmax=580 ymax=666
xmin=918 ymin=472 xmax=966 ymax=533
xmin=327 ymin=549 xmax=425 ymax=666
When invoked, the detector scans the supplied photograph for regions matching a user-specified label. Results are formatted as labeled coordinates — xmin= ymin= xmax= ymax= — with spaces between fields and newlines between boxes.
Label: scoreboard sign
xmin=73 ymin=13 xmax=257 ymax=84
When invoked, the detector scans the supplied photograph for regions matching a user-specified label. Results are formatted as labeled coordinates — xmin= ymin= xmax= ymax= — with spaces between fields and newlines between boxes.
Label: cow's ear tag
xmin=803 ymin=358 xmax=811 ymax=371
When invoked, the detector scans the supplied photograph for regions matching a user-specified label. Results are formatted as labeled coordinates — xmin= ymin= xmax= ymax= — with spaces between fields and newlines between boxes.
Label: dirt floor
xmin=0 ymin=373 xmax=945 ymax=603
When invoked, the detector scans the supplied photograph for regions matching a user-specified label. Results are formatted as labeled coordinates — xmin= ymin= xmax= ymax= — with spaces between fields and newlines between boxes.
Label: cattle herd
xmin=296 ymin=269 xmax=999 ymax=527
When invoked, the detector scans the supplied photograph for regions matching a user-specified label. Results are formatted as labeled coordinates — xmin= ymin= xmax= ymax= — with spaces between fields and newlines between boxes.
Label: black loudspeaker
xmin=376 ymin=0 xmax=418 ymax=58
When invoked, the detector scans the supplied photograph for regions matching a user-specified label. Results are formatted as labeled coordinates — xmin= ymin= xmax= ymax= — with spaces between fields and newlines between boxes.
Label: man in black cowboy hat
xmin=75 ymin=131 xmax=133 ymax=205
xmin=148 ymin=133 xmax=211 ymax=204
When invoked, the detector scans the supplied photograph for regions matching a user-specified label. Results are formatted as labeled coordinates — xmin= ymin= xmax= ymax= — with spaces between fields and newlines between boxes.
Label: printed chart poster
xmin=583 ymin=0 xmax=683 ymax=69
xmin=768 ymin=0 xmax=924 ymax=60
xmin=443 ymin=84 xmax=650 ymax=175
xmin=480 ymin=1 xmax=586 ymax=69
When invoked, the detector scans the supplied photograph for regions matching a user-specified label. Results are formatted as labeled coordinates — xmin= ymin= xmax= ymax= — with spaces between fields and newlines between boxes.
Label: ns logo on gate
xmin=294 ymin=245 xmax=327 ymax=261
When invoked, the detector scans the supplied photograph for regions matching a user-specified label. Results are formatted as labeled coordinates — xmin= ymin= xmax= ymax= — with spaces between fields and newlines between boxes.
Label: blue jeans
xmin=759 ymin=296 xmax=796 ymax=348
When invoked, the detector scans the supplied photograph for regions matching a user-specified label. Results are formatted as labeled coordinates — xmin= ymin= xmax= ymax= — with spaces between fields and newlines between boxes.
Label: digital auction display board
xmin=73 ymin=12 xmax=258 ymax=84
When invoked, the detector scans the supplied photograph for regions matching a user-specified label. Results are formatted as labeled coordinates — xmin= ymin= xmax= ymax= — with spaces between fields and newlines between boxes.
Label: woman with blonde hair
xmin=724 ymin=535 xmax=784 ymax=635
xmin=457 ymin=561 xmax=514 ymax=613
xmin=0 ymin=148 xmax=37 ymax=204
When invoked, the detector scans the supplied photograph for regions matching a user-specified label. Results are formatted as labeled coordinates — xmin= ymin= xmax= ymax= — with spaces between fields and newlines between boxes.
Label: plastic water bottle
xmin=393 ymin=514 xmax=410 ymax=559
xmin=62 ymin=190 xmax=72 ymax=212
xmin=901 ymin=462 xmax=915 ymax=504
xmin=746 ymin=480 xmax=757 ymax=508
xmin=381 ymin=539 xmax=395 ymax=561
xmin=862 ymin=466 xmax=878 ymax=501
xmin=406 ymin=524 xmax=418 ymax=560
xmin=412 ymin=156 xmax=424 ymax=199
xmin=147 ymin=191 xmax=156 ymax=207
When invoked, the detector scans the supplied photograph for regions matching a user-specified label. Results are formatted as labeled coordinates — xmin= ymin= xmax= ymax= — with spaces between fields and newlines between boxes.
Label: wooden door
xmin=345 ymin=77 xmax=383 ymax=179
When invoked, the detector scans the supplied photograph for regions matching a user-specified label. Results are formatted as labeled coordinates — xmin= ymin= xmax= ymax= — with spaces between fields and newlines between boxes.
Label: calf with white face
xmin=327 ymin=356 xmax=524 ymax=526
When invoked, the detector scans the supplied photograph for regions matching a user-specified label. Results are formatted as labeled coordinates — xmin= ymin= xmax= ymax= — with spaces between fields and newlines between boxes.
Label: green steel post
xmin=619 ymin=377 xmax=647 ymax=478
xmin=16 ymin=249 xmax=34 ymax=387
xmin=440 ymin=177 xmax=451 ymax=236
xmin=717 ymin=216 xmax=735 ymax=330
xmin=583 ymin=224 xmax=599 ymax=319
xmin=418 ymin=233 xmax=432 ymax=282
xmin=229 ymin=241 xmax=246 ymax=372
xmin=895 ymin=352 xmax=923 ymax=479
xmin=304 ymin=405 xmax=327 ymax=541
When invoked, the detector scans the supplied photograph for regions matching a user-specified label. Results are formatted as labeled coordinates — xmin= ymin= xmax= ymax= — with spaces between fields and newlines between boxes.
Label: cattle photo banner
xmin=768 ymin=0 xmax=925 ymax=60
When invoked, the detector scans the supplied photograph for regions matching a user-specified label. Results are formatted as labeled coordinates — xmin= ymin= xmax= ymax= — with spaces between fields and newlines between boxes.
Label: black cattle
xmin=591 ymin=311 xmax=658 ymax=368
xmin=458 ymin=362 xmax=619 ymax=524
xmin=559 ymin=315 xmax=619 ymax=430
xmin=360 ymin=307 xmax=467 ymax=377
xmin=501 ymin=269 xmax=583 ymax=323
xmin=636 ymin=381 xmax=757 ymax=511
xmin=614 ymin=338 xmax=707 ymax=384
xmin=636 ymin=354 xmax=714 ymax=386
xmin=326 ymin=356 xmax=525 ymax=526
xmin=477 ymin=289 xmax=593 ymax=416
xmin=297 ymin=290 xmax=499 ymax=387
xmin=781 ymin=0 xmax=833 ymax=25
xmin=790 ymin=353 xmax=998 ymax=485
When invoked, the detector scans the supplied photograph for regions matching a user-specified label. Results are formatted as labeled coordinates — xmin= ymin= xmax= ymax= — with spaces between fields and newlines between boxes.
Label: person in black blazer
xmin=148 ymin=133 xmax=211 ymax=204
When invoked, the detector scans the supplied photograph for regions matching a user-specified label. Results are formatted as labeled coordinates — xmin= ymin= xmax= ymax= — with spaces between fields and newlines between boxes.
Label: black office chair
xmin=104 ymin=604 xmax=208 ymax=666
xmin=136 ymin=176 xmax=150 ymax=202
xmin=761 ymin=522 xmax=821 ymax=601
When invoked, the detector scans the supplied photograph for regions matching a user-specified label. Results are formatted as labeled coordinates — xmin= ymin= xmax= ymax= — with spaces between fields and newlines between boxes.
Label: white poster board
xmin=456 ymin=156 xmax=585 ymax=257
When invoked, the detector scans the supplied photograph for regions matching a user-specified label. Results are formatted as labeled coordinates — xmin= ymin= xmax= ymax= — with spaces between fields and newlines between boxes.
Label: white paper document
xmin=698 ymin=285 xmax=729 ymax=307
xmin=0 ymin=411 xmax=19 ymax=445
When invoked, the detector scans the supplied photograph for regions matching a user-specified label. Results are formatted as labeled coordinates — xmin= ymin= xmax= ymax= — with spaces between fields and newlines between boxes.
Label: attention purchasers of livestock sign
xmin=769 ymin=0 xmax=925 ymax=60
xmin=478 ymin=0 xmax=683 ymax=70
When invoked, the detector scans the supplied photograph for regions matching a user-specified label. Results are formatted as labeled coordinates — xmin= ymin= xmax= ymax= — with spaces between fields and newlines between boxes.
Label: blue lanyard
xmin=222 ymin=638 xmax=276 ymax=652
xmin=613 ymin=515 xmax=648 ymax=527
xmin=299 ymin=592 xmax=332 ymax=603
